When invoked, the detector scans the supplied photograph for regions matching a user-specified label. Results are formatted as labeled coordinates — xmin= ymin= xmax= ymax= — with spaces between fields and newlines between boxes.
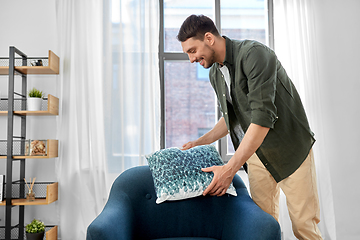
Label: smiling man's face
xmin=181 ymin=36 xmax=216 ymax=69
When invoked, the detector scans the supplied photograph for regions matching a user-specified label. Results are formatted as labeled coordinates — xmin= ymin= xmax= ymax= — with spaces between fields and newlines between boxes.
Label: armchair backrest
xmin=110 ymin=166 xmax=252 ymax=239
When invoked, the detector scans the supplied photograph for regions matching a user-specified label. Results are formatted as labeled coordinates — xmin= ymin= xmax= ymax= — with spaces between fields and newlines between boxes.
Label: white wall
xmin=313 ymin=0 xmax=360 ymax=239
xmin=0 ymin=0 xmax=58 ymax=228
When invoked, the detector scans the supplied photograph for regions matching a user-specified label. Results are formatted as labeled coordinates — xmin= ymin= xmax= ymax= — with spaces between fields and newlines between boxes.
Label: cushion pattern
xmin=146 ymin=145 xmax=237 ymax=204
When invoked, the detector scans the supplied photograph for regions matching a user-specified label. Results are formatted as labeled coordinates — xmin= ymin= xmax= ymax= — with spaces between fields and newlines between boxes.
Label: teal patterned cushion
xmin=146 ymin=145 xmax=237 ymax=204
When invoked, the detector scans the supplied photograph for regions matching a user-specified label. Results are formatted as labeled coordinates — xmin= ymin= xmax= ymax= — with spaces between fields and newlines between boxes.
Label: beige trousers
xmin=247 ymin=149 xmax=323 ymax=240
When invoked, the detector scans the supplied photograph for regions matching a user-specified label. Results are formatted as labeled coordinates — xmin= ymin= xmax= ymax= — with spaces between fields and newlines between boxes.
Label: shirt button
xmin=223 ymin=94 xmax=225 ymax=97
xmin=225 ymin=112 xmax=228 ymax=115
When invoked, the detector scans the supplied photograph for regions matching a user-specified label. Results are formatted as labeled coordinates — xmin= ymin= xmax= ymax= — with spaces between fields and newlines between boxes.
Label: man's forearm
xmin=227 ymin=123 xmax=270 ymax=171
xmin=196 ymin=117 xmax=228 ymax=145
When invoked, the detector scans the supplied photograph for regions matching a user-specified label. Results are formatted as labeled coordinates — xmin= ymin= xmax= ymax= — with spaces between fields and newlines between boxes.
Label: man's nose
xmin=189 ymin=54 xmax=196 ymax=63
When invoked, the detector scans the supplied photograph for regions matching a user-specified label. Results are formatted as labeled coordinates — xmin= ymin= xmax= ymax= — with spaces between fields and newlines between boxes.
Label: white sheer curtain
xmin=103 ymin=0 xmax=160 ymax=183
xmin=55 ymin=0 xmax=109 ymax=239
xmin=273 ymin=0 xmax=337 ymax=239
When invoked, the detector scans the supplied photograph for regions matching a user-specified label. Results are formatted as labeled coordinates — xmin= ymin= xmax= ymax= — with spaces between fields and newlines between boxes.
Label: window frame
xmin=159 ymin=0 xmax=274 ymax=162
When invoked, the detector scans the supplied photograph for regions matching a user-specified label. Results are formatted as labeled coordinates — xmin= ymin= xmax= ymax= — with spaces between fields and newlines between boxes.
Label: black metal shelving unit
xmin=5 ymin=46 xmax=27 ymax=240
xmin=0 ymin=46 xmax=59 ymax=240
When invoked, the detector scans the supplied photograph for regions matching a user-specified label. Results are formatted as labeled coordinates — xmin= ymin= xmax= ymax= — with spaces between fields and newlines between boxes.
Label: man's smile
xmin=198 ymin=58 xmax=204 ymax=66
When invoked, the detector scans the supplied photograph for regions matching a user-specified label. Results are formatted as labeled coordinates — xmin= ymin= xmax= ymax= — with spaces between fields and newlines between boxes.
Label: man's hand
xmin=202 ymin=164 xmax=236 ymax=196
xmin=201 ymin=123 xmax=269 ymax=196
xmin=182 ymin=117 xmax=229 ymax=151
xmin=181 ymin=141 xmax=198 ymax=150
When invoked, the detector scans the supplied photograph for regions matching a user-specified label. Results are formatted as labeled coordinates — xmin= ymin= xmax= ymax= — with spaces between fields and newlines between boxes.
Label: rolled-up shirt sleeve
xmin=244 ymin=45 xmax=278 ymax=129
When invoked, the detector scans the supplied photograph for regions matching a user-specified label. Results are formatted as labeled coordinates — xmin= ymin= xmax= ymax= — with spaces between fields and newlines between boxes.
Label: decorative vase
xmin=27 ymin=97 xmax=42 ymax=111
xmin=26 ymin=231 xmax=44 ymax=240
xmin=26 ymin=189 xmax=35 ymax=201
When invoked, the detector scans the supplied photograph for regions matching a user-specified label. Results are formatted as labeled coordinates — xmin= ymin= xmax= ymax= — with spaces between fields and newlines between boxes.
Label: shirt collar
xmin=216 ymin=36 xmax=233 ymax=68
xmin=223 ymin=36 xmax=234 ymax=65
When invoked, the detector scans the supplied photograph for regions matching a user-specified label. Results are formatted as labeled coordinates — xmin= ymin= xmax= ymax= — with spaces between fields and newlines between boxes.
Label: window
xmin=160 ymin=0 xmax=273 ymax=162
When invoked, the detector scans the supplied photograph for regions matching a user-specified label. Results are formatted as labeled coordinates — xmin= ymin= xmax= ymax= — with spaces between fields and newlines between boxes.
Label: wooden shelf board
xmin=0 ymin=66 xmax=58 ymax=75
xmin=0 ymin=155 xmax=56 ymax=160
xmin=0 ymin=94 xmax=59 ymax=116
xmin=16 ymin=110 xmax=58 ymax=116
xmin=12 ymin=198 xmax=56 ymax=205
xmin=0 ymin=225 xmax=58 ymax=236
xmin=0 ymin=50 xmax=59 ymax=75
xmin=0 ymin=198 xmax=56 ymax=206
xmin=0 ymin=110 xmax=58 ymax=116
xmin=0 ymin=66 xmax=9 ymax=75
xmin=12 ymin=155 xmax=54 ymax=159
xmin=0 ymin=140 xmax=58 ymax=159
xmin=0 ymin=155 xmax=56 ymax=159
xmin=16 ymin=66 xmax=58 ymax=74
xmin=46 ymin=225 xmax=58 ymax=240
xmin=0 ymin=182 xmax=58 ymax=206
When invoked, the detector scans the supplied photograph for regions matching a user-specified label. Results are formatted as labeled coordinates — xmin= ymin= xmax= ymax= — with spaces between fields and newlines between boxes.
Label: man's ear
xmin=204 ymin=32 xmax=215 ymax=46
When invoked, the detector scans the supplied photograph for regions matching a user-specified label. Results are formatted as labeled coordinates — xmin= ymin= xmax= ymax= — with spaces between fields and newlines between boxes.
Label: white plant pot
xmin=27 ymin=97 xmax=42 ymax=111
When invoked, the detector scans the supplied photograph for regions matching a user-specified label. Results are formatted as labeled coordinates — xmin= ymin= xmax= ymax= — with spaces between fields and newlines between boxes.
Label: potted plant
xmin=25 ymin=219 xmax=45 ymax=240
xmin=27 ymin=88 xmax=44 ymax=111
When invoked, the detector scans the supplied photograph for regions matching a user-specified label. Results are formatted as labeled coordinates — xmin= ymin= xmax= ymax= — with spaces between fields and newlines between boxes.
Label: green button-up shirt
xmin=209 ymin=36 xmax=315 ymax=182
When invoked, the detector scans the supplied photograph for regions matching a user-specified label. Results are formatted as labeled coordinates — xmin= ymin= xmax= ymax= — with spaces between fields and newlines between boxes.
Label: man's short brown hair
xmin=177 ymin=14 xmax=220 ymax=42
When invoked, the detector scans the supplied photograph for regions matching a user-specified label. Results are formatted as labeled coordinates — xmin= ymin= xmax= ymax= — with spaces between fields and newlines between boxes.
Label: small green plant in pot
xmin=26 ymin=219 xmax=45 ymax=240
xmin=28 ymin=88 xmax=44 ymax=98
xmin=27 ymin=88 xmax=44 ymax=111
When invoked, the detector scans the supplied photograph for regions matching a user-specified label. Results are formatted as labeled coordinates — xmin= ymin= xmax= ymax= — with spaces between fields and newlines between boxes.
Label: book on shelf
xmin=0 ymin=175 xmax=4 ymax=202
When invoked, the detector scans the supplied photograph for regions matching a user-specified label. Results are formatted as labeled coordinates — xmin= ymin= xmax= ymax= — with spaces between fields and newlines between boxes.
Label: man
xmin=178 ymin=15 xmax=322 ymax=239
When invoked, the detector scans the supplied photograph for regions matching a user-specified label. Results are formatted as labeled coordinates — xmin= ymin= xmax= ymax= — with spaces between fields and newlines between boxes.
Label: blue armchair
xmin=86 ymin=166 xmax=281 ymax=240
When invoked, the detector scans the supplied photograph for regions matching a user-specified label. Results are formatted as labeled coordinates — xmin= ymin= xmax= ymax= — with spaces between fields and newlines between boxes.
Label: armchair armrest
xmin=86 ymin=192 xmax=134 ymax=240
xmin=221 ymin=188 xmax=281 ymax=240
